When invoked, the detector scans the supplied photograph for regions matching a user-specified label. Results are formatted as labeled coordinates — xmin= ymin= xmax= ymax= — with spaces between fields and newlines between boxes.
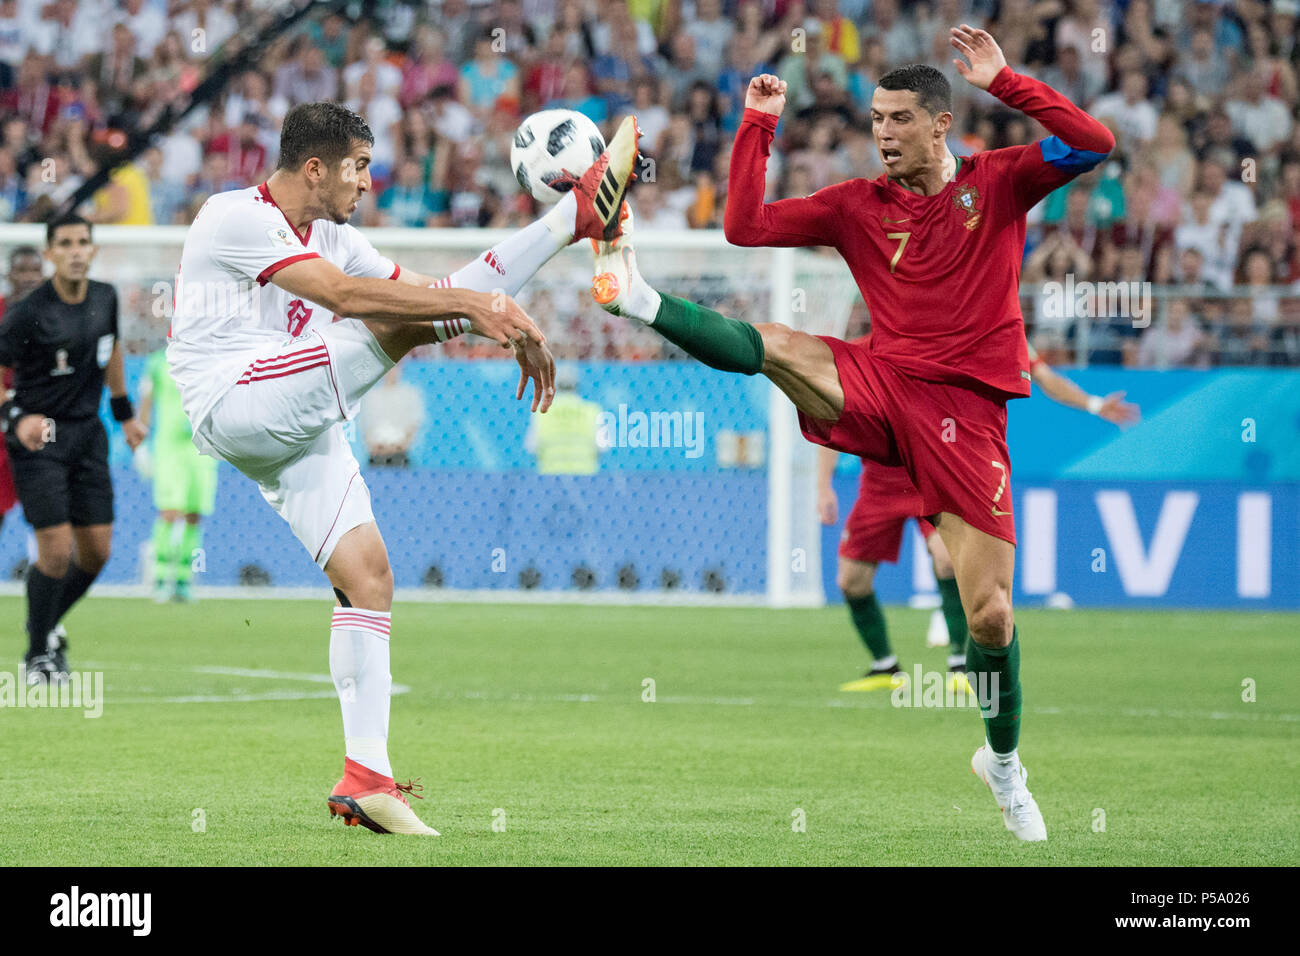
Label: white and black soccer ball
xmin=510 ymin=109 xmax=606 ymax=205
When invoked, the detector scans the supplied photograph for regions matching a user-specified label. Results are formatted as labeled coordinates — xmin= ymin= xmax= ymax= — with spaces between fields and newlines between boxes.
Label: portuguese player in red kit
xmin=590 ymin=26 xmax=1114 ymax=842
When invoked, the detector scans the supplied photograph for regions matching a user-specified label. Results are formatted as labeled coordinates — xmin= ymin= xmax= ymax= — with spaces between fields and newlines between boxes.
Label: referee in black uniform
xmin=0 ymin=214 xmax=145 ymax=684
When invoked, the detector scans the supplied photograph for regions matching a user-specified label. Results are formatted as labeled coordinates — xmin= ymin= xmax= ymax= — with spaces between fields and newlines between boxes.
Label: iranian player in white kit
xmin=168 ymin=104 xmax=640 ymax=835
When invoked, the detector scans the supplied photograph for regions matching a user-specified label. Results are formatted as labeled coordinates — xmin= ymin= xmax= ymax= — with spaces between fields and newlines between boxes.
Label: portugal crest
xmin=954 ymin=184 xmax=982 ymax=231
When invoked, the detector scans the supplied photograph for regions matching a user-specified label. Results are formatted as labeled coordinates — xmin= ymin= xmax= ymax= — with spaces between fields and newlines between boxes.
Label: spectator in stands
xmin=115 ymin=0 xmax=167 ymax=61
xmin=1239 ymin=246 xmax=1281 ymax=327
xmin=345 ymin=69 xmax=402 ymax=185
xmin=1200 ymin=157 xmax=1258 ymax=233
xmin=545 ymin=61 xmax=606 ymax=124
xmin=1216 ymin=298 xmax=1271 ymax=366
xmin=1151 ymin=114 xmax=1196 ymax=196
xmin=458 ymin=28 xmax=521 ymax=121
xmin=87 ymin=24 xmax=147 ymax=123
xmin=1091 ymin=70 xmax=1159 ymax=149
xmin=88 ymin=139 xmax=153 ymax=226
xmin=874 ymin=0 xmax=922 ymax=67
xmin=1225 ymin=67 xmax=1294 ymax=155
xmin=0 ymin=144 xmax=24 ymax=221
xmin=399 ymin=25 xmax=458 ymax=110
xmin=630 ymin=76 xmax=670 ymax=154
xmin=1180 ymin=28 xmax=1231 ymax=100
xmin=1040 ymin=44 xmax=1105 ymax=112
xmin=685 ymin=0 xmax=734 ymax=70
xmin=207 ymin=113 xmax=269 ymax=186
xmin=142 ymin=145 xmax=186 ymax=226
xmin=275 ymin=35 xmax=340 ymax=107
xmin=663 ymin=31 xmax=711 ymax=111
xmin=629 ymin=179 xmax=688 ymax=230
xmin=1256 ymin=199 xmax=1299 ymax=283
xmin=777 ymin=20 xmax=847 ymax=114
xmin=1176 ymin=190 xmax=1239 ymax=291
xmin=1137 ymin=297 xmax=1211 ymax=368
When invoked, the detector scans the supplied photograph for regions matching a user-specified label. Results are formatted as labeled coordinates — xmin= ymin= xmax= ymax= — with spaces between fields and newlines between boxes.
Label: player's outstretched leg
xmin=938 ymin=514 xmax=1045 ymax=842
xmin=591 ymin=205 xmax=844 ymax=421
xmin=430 ymin=115 xmax=642 ymax=298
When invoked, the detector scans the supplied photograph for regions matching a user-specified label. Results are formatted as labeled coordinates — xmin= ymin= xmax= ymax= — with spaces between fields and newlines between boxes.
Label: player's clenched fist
xmin=745 ymin=74 xmax=787 ymax=116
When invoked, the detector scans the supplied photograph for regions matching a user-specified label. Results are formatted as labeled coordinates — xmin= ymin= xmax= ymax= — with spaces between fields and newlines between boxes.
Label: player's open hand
xmin=951 ymin=25 xmax=1007 ymax=90
xmin=817 ymin=484 xmax=838 ymax=526
xmin=1098 ymin=391 xmax=1140 ymax=427
xmin=14 ymin=413 xmax=48 ymax=452
xmin=514 ymin=336 xmax=556 ymax=413
xmin=123 ymin=417 xmax=147 ymax=450
xmin=745 ymin=74 xmax=787 ymax=117
xmin=468 ymin=292 xmax=546 ymax=350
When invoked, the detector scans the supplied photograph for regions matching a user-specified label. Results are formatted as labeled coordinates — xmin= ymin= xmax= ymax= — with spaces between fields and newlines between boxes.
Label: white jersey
xmin=166 ymin=183 xmax=397 ymax=448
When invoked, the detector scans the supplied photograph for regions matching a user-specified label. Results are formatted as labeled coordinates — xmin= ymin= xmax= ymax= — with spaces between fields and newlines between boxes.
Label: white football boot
xmin=590 ymin=203 xmax=641 ymax=317
xmin=971 ymin=744 xmax=1047 ymax=842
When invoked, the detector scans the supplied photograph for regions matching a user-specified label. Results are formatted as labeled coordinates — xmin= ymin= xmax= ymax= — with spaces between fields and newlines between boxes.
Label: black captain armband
xmin=0 ymin=400 xmax=22 ymax=434
xmin=111 ymin=395 xmax=135 ymax=422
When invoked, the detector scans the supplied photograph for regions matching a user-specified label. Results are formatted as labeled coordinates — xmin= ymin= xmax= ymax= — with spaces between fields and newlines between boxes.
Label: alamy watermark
xmin=0 ymin=669 xmax=104 ymax=717
xmin=890 ymin=666 xmax=999 ymax=715
xmin=597 ymin=404 xmax=705 ymax=459
xmin=1040 ymin=275 xmax=1152 ymax=328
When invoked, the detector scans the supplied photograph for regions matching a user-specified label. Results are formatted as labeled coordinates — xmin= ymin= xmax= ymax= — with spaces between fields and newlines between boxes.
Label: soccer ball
xmin=511 ymin=109 xmax=606 ymax=205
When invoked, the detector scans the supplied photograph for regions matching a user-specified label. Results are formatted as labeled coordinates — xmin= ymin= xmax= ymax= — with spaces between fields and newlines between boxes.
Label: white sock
xmin=872 ymin=654 xmax=898 ymax=670
xmin=439 ymin=194 xmax=575 ymax=298
xmin=540 ymin=190 xmax=577 ymax=244
xmin=620 ymin=258 xmax=662 ymax=326
xmin=329 ymin=606 xmax=393 ymax=778
xmin=990 ymin=747 xmax=1019 ymax=772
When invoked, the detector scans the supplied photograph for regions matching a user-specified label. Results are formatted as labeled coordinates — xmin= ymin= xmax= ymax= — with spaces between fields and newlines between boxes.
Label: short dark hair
xmin=46 ymin=212 xmax=92 ymax=245
xmin=277 ymin=102 xmax=374 ymax=171
xmin=8 ymin=244 xmax=40 ymax=265
xmin=877 ymin=64 xmax=952 ymax=117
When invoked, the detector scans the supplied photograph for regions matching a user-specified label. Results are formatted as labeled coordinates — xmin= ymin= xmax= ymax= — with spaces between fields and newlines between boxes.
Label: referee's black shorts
xmin=6 ymin=416 xmax=115 ymax=530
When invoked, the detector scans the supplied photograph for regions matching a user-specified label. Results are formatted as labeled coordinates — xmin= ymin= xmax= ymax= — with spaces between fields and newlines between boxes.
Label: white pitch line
xmin=93 ymin=662 xmax=411 ymax=705
xmin=433 ymin=688 xmax=1300 ymax=723
xmin=71 ymin=661 xmax=1300 ymax=721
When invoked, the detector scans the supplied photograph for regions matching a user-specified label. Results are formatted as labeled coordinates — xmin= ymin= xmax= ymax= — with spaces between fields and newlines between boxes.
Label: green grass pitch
xmin=2 ymin=598 xmax=1296 ymax=866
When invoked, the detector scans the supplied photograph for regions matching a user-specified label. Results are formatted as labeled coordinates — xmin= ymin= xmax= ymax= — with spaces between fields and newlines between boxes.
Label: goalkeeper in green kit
xmin=137 ymin=348 xmax=218 ymax=602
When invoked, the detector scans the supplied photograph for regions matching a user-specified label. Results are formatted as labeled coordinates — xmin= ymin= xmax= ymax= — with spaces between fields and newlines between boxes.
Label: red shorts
xmin=801 ymin=338 xmax=1016 ymax=546
xmin=839 ymin=459 xmax=935 ymax=564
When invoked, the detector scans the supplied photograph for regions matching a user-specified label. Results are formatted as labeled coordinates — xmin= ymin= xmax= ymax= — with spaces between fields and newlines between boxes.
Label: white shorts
xmin=197 ymin=320 xmax=395 ymax=568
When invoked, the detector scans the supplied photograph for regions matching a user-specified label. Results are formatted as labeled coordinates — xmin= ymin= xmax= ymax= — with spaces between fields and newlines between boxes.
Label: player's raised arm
xmin=723 ymin=74 xmax=844 ymax=248
xmin=951 ymin=25 xmax=1115 ymax=207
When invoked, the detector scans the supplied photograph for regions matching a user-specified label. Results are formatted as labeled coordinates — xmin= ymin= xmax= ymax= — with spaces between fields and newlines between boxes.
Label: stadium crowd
xmin=0 ymin=0 xmax=1297 ymax=366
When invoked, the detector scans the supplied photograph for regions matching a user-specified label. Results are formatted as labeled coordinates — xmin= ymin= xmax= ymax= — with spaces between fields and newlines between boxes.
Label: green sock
xmin=176 ymin=522 xmax=202 ymax=585
xmin=846 ymin=593 xmax=893 ymax=663
xmin=936 ymin=576 xmax=968 ymax=662
xmin=967 ymin=627 xmax=1022 ymax=754
xmin=152 ymin=518 xmax=175 ymax=586
xmin=649 ymin=293 xmax=764 ymax=375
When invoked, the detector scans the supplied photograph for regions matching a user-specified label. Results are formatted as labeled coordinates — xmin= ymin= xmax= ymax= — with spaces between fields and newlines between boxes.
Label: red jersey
xmin=725 ymin=67 xmax=1114 ymax=399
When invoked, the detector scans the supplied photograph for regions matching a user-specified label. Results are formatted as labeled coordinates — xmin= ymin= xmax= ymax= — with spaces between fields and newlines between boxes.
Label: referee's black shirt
xmin=0 ymin=279 xmax=119 ymax=421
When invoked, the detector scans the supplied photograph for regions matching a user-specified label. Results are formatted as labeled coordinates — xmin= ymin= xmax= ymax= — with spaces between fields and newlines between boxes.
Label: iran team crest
xmin=954 ymin=184 xmax=982 ymax=231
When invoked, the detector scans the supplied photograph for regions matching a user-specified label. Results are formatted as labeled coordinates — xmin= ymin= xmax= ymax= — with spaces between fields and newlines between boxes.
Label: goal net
xmin=0 ymin=224 xmax=860 ymax=607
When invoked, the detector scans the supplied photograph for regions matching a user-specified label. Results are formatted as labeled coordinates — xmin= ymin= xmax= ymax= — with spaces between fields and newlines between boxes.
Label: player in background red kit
xmin=0 ymin=248 xmax=48 ymax=530
xmin=821 ymin=341 xmax=1139 ymax=693
xmin=591 ymin=26 xmax=1114 ymax=842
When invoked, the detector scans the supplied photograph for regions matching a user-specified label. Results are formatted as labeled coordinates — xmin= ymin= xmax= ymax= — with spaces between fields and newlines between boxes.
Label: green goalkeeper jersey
xmin=144 ymin=349 xmax=193 ymax=446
